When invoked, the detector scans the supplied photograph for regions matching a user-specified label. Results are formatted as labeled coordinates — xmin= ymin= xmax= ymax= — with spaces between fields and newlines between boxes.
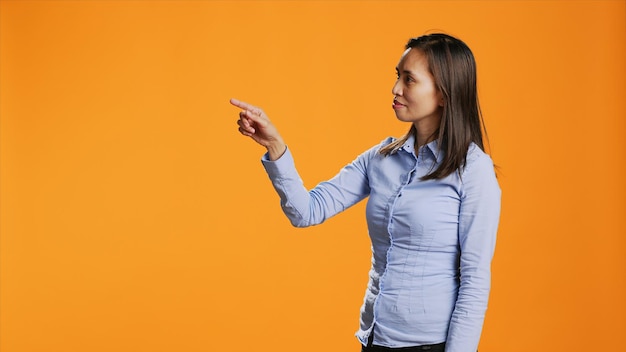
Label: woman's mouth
xmin=392 ymin=100 xmax=405 ymax=109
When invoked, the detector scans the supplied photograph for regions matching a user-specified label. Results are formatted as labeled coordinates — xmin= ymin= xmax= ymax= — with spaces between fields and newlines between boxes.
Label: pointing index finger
xmin=230 ymin=98 xmax=261 ymax=114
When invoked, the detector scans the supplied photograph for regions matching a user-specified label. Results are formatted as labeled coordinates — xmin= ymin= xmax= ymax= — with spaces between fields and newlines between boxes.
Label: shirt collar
xmin=400 ymin=134 xmax=444 ymax=163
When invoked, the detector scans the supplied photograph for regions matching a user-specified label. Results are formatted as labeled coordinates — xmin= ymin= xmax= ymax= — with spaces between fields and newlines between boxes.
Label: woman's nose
xmin=391 ymin=80 xmax=402 ymax=96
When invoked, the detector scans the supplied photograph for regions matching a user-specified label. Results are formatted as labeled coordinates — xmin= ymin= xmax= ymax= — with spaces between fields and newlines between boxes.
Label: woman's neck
xmin=413 ymin=116 xmax=440 ymax=148
xmin=414 ymin=127 xmax=438 ymax=149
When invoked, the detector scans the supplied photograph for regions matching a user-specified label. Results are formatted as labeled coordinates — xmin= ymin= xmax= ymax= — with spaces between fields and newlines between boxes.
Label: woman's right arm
xmin=261 ymin=145 xmax=373 ymax=227
xmin=231 ymin=98 xmax=373 ymax=227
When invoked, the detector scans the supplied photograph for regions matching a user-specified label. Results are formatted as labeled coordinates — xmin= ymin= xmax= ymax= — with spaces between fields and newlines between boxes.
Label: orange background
xmin=1 ymin=1 xmax=625 ymax=351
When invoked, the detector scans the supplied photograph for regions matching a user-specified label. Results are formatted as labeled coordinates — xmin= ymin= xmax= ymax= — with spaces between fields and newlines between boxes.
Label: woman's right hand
xmin=230 ymin=98 xmax=287 ymax=161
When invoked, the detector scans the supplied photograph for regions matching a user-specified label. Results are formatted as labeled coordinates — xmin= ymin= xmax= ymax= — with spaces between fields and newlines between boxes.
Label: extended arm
xmin=231 ymin=98 xmax=373 ymax=227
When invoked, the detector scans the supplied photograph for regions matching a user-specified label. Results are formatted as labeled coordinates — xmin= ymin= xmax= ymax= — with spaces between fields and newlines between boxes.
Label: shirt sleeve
xmin=261 ymin=145 xmax=377 ymax=228
xmin=445 ymin=150 xmax=502 ymax=352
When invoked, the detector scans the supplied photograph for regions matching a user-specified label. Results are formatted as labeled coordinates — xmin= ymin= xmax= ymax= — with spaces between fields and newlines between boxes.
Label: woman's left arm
xmin=445 ymin=151 xmax=502 ymax=352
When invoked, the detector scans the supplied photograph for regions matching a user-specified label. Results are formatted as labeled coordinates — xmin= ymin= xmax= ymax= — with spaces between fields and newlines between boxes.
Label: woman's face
xmin=391 ymin=48 xmax=443 ymax=130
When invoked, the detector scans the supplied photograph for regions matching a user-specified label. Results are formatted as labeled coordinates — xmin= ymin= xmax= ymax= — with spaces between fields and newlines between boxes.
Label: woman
xmin=231 ymin=33 xmax=501 ymax=352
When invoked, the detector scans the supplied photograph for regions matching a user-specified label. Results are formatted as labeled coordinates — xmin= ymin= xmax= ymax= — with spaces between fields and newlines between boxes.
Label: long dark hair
xmin=380 ymin=33 xmax=489 ymax=180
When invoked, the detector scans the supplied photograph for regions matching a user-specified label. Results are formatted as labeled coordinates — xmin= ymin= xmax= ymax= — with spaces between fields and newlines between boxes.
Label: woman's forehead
xmin=397 ymin=48 xmax=429 ymax=72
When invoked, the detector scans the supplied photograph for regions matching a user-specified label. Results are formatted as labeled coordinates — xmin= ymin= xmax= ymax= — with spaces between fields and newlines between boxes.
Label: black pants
xmin=361 ymin=342 xmax=445 ymax=352
xmin=361 ymin=333 xmax=445 ymax=352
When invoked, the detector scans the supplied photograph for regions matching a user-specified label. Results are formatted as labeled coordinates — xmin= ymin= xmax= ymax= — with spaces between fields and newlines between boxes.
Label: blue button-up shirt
xmin=261 ymin=135 xmax=501 ymax=352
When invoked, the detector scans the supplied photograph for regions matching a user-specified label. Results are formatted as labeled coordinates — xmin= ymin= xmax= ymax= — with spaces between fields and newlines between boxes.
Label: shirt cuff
xmin=261 ymin=146 xmax=295 ymax=178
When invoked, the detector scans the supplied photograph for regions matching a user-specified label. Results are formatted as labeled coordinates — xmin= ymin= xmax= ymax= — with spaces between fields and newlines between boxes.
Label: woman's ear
xmin=438 ymin=91 xmax=444 ymax=107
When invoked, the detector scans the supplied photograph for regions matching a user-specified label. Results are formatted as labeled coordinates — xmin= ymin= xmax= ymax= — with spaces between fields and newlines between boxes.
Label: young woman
xmin=231 ymin=33 xmax=501 ymax=352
